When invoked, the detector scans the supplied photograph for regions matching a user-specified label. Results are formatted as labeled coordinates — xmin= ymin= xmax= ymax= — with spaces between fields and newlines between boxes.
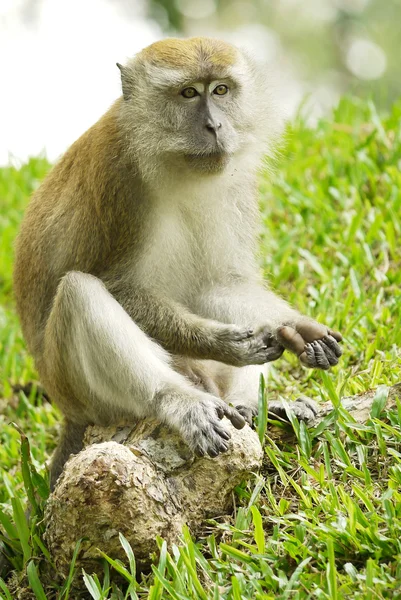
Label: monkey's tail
xmin=50 ymin=419 xmax=87 ymax=491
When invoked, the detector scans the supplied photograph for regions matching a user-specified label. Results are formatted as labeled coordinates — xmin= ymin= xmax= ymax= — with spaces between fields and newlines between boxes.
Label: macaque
xmin=13 ymin=37 xmax=342 ymax=489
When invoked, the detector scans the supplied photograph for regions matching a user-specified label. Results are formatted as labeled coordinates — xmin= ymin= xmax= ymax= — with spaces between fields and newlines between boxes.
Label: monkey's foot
xmin=277 ymin=321 xmax=342 ymax=370
xmin=173 ymin=394 xmax=246 ymax=458
xmin=234 ymin=396 xmax=318 ymax=427
xmin=268 ymin=396 xmax=318 ymax=424
xmin=234 ymin=404 xmax=258 ymax=426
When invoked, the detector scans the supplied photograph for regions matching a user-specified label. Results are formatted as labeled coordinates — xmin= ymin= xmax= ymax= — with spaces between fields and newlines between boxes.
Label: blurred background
xmin=0 ymin=0 xmax=400 ymax=166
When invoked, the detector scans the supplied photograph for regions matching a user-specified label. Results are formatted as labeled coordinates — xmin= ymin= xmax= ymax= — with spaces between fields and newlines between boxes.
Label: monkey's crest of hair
xmin=117 ymin=37 xmax=284 ymax=180
xmin=140 ymin=37 xmax=238 ymax=70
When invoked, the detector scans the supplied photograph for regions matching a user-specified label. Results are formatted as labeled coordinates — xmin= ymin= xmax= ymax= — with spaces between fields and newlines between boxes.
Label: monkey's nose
xmin=205 ymin=119 xmax=222 ymax=134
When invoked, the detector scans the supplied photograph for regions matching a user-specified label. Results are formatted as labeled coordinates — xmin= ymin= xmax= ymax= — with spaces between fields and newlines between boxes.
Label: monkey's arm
xmin=196 ymin=283 xmax=342 ymax=370
xmin=106 ymin=283 xmax=284 ymax=367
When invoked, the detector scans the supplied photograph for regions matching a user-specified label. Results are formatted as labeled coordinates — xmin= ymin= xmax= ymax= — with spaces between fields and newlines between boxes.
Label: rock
xmin=44 ymin=383 xmax=401 ymax=576
xmin=45 ymin=418 xmax=263 ymax=576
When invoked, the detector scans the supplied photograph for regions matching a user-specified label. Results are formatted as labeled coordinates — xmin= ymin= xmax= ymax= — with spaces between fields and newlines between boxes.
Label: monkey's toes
xmin=234 ymin=404 xmax=258 ymax=427
xmin=317 ymin=338 xmax=340 ymax=365
xmin=268 ymin=397 xmax=318 ymax=424
xmin=278 ymin=323 xmax=343 ymax=369
xmin=294 ymin=396 xmax=319 ymax=417
xmin=219 ymin=402 xmax=246 ymax=429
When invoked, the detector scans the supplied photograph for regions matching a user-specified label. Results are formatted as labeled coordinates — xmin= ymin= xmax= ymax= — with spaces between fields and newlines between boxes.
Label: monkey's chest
xmin=133 ymin=204 xmax=225 ymax=303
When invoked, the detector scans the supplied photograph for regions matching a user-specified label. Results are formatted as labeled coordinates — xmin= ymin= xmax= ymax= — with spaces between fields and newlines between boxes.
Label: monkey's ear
xmin=117 ymin=62 xmax=135 ymax=101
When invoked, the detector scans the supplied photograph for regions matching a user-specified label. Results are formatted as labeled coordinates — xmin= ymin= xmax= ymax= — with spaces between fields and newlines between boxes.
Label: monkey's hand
xmin=211 ymin=324 xmax=284 ymax=367
xmin=276 ymin=320 xmax=342 ymax=370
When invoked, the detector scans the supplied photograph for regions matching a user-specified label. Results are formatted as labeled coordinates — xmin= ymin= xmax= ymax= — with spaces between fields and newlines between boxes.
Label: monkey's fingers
xmin=328 ymin=329 xmax=342 ymax=342
xmin=212 ymin=422 xmax=231 ymax=441
xmin=318 ymin=339 xmax=340 ymax=366
xmin=276 ymin=325 xmax=305 ymax=356
xmin=204 ymin=431 xmax=230 ymax=457
xmin=300 ymin=340 xmax=340 ymax=369
xmin=263 ymin=344 xmax=285 ymax=362
xmin=311 ymin=341 xmax=330 ymax=369
xmin=324 ymin=334 xmax=343 ymax=357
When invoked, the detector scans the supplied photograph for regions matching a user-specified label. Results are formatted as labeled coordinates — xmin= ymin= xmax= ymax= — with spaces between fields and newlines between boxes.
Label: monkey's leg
xmin=49 ymin=421 xmax=87 ymax=490
xmin=44 ymin=272 xmax=246 ymax=486
xmin=223 ymin=365 xmax=318 ymax=426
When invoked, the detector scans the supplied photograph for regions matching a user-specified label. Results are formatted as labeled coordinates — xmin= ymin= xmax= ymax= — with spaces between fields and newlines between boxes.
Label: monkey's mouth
xmin=185 ymin=150 xmax=228 ymax=159
xmin=183 ymin=151 xmax=230 ymax=172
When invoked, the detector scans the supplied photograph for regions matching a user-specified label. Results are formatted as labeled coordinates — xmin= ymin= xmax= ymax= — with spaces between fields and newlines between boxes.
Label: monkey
xmin=13 ymin=37 xmax=342 ymax=490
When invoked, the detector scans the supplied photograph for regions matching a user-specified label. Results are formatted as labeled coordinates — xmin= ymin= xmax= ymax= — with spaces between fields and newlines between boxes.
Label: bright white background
xmin=0 ymin=0 xmax=161 ymax=165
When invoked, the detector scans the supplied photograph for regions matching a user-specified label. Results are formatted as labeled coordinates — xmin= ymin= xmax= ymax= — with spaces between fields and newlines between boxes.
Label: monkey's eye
xmin=213 ymin=84 xmax=228 ymax=96
xmin=181 ymin=87 xmax=198 ymax=99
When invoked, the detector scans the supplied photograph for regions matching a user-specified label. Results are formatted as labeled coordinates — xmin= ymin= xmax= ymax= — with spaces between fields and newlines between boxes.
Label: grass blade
xmin=82 ymin=570 xmax=102 ymax=600
xmin=26 ymin=560 xmax=47 ymax=600
xmin=11 ymin=498 xmax=31 ymax=564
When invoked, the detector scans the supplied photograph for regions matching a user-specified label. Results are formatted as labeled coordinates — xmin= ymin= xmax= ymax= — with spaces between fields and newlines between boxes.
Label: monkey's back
xmin=13 ymin=100 xmax=143 ymax=366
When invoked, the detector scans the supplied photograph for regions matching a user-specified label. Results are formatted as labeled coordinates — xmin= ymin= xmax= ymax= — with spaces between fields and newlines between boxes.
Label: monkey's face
xmin=118 ymin=38 xmax=275 ymax=175
xmin=158 ymin=76 xmax=243 ymax=172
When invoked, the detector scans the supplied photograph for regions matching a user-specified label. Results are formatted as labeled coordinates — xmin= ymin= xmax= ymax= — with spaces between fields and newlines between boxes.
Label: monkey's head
xmin=117 ymin=38 xmax=279 ymax=176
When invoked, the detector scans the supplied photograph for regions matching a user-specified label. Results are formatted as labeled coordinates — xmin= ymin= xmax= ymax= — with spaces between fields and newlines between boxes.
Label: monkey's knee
xmin=52 ymin=271 xmax=105 ymax=315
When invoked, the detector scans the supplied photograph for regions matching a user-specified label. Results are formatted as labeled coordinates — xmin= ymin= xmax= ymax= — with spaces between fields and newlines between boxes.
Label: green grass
xmin=1 ymin=96 xmax=401 ymax=598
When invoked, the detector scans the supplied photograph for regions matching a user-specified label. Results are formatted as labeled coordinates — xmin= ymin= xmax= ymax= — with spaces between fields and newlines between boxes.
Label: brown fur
xmin=140 ymin=37 xmax=237 ymax=70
